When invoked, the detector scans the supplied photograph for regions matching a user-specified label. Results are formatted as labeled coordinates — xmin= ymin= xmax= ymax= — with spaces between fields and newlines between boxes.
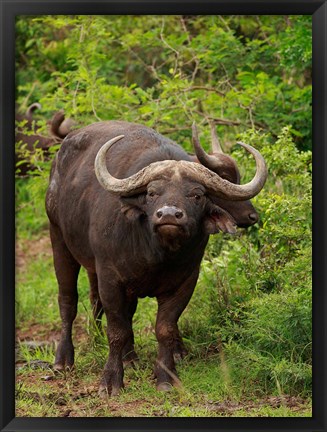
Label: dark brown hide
xmin=46 ymin=120 xmax=265 ymax=395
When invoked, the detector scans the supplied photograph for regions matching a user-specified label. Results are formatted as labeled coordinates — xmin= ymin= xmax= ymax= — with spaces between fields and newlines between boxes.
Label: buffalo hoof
xmin=54 ymin=340 xmax=74 ymax=371
xmin=156 ymin=382 xmax=173 ymax=392
xmin=53 ymin=363 xmax=74 ymax=373
xmin=98 ymin=384 xmax=122 ymax=398
xmin=99 ymin=369 xmax=124 ymax=398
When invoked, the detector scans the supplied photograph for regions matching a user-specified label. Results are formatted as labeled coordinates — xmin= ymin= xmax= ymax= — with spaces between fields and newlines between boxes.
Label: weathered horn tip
xmin=236 ymin=141 xmax=268 ymax=178
xmin=27 ymin=102 xmax=42 ymax=112
xmin=236 ymin=141 xmax=254 ymax=152
xmin=191 ymin=121 xmax=199 ymax=136
xmin=104 ymin=135 xmax=125 ymax=146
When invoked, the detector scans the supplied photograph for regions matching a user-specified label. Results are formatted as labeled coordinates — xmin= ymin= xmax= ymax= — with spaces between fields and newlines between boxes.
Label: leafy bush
xmin=16 ymin=15 xmax=311 ymax=149
xmin=180 ymin=127 xmax=312 ymax=396
xmin=15 ymin=15 xmax=312 ymax=400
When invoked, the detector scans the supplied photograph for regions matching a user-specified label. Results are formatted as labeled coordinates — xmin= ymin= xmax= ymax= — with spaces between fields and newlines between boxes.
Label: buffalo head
xmin=94 ymin=126 xmax=267 ymax=251
xmin=192 ymin=122 xmax=260 ymax=228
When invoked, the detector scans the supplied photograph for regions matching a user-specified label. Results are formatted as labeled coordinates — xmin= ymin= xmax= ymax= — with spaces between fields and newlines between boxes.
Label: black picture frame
xmin=1 ymin=1 xmax=326 ymax=431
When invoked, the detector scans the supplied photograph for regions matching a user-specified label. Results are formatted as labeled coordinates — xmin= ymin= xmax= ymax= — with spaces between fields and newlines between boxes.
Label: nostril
xmin=155 ymin=206 xmax=185 ymax=221
xmin=249 ymin=213 xmax=258 ymax=222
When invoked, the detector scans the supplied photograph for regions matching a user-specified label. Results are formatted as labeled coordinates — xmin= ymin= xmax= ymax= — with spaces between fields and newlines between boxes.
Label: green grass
xmin=16 ymin=333 xmax=312 ymax=417
xmin=15 ymin=146 xmax=312 ymax=418
xmin=15 ymin=230 xmax=312 ymax=417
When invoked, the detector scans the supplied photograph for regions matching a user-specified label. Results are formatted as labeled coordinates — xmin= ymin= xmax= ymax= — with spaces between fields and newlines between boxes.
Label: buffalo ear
xmin=120 ymin=194 xmax=146 ymax=221
xmin=204 ymin=204 xmax=237 ymax=234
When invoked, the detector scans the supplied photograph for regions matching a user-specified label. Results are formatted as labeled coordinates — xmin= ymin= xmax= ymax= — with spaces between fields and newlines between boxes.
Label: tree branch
xmin=203 ymin=115 xmax=241 ymax=127
xmin=180 ymin=86 xmax=225 ymax=97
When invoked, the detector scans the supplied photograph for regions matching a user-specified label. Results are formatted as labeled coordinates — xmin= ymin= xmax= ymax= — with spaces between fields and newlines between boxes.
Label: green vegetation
xmin=15 ymin=15 xmax=312 ymax=417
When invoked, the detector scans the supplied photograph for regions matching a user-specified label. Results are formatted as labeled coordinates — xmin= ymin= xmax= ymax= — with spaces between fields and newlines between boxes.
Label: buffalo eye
xmin=188 ymin=192 xmax=203 ymax=202
xmin=147 ymin=190 xmax=158 ymax=201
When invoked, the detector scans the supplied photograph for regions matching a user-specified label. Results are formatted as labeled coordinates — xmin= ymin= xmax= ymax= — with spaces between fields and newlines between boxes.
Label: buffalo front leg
xmin=50 ymin=223 xmax=80 ymax=371
xmin=90 ymin=270 xmax=137 ymax=365
xmin=154 ymin=270 xmax=199 ymax=391
xmin=97 ymin=271 xmax=134 ymax=396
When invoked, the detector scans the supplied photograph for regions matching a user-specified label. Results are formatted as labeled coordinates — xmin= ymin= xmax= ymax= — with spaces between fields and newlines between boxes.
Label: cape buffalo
xmin=15 ymin=104 xmax=75 ymax=175
xmin=45 ymin=120 xmax=267 ymax=395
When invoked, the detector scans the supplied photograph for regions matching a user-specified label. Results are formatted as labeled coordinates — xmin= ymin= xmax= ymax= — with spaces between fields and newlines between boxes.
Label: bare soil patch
xmin=16 ymin=234 xmax=53 ymax=271
xmin=204 ymin=395 xmax=309 ymax=415
xmin=16 ymin=369 xmax=149 ymax=417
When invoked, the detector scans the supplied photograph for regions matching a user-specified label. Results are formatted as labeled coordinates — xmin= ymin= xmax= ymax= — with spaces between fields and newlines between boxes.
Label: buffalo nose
xmin=248 ymin=212 xmax=259 ymax=223
xmin=156 ymin=206 xmax=185 ymax=220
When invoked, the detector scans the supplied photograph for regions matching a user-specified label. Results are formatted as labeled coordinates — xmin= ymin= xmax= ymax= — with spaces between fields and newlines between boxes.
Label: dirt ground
xmin=15 ymin=235 xmax=311 ymax=418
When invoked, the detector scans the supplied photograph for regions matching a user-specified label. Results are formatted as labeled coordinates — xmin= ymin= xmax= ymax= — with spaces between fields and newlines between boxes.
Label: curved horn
xmin=50 ymin=111 xmax=65 ymax=138
xmin=186 ymin=140 xmax=268 ymax=200
xmin=95 ymin=134 xmax=267 ymax=200
xmin=25 ymin=102 xmax=42 ymax=121
xmin=95 ymin=136 xmax=193 ymax=196
xmin=58 ymin=118 xmax=76 ymax=137
xmin=209 ymin=121 xmax=223 ymax=153
xmin=192 ymin=122 xmax=226 ymax=171
xmin=223 ymin=142 xmax=268 ymax=199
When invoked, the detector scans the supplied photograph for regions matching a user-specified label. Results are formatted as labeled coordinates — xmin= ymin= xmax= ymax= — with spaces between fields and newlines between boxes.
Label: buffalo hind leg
xmin=122 ymin=297 xmax=139 ymax=366
xmin=88 ymin=271 xmax=104 ymax=333
xmin=50 ymin=223 xmax=80 ymax=371
xmin=154 ymin=270 xmax=198 ymax=391
xmin=173 ymin=330 xmax=188 ymax=362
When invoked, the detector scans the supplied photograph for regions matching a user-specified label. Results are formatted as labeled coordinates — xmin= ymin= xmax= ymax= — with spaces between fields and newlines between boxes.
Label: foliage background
xmin=15 ymin=15 xmax=312 ymax=417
